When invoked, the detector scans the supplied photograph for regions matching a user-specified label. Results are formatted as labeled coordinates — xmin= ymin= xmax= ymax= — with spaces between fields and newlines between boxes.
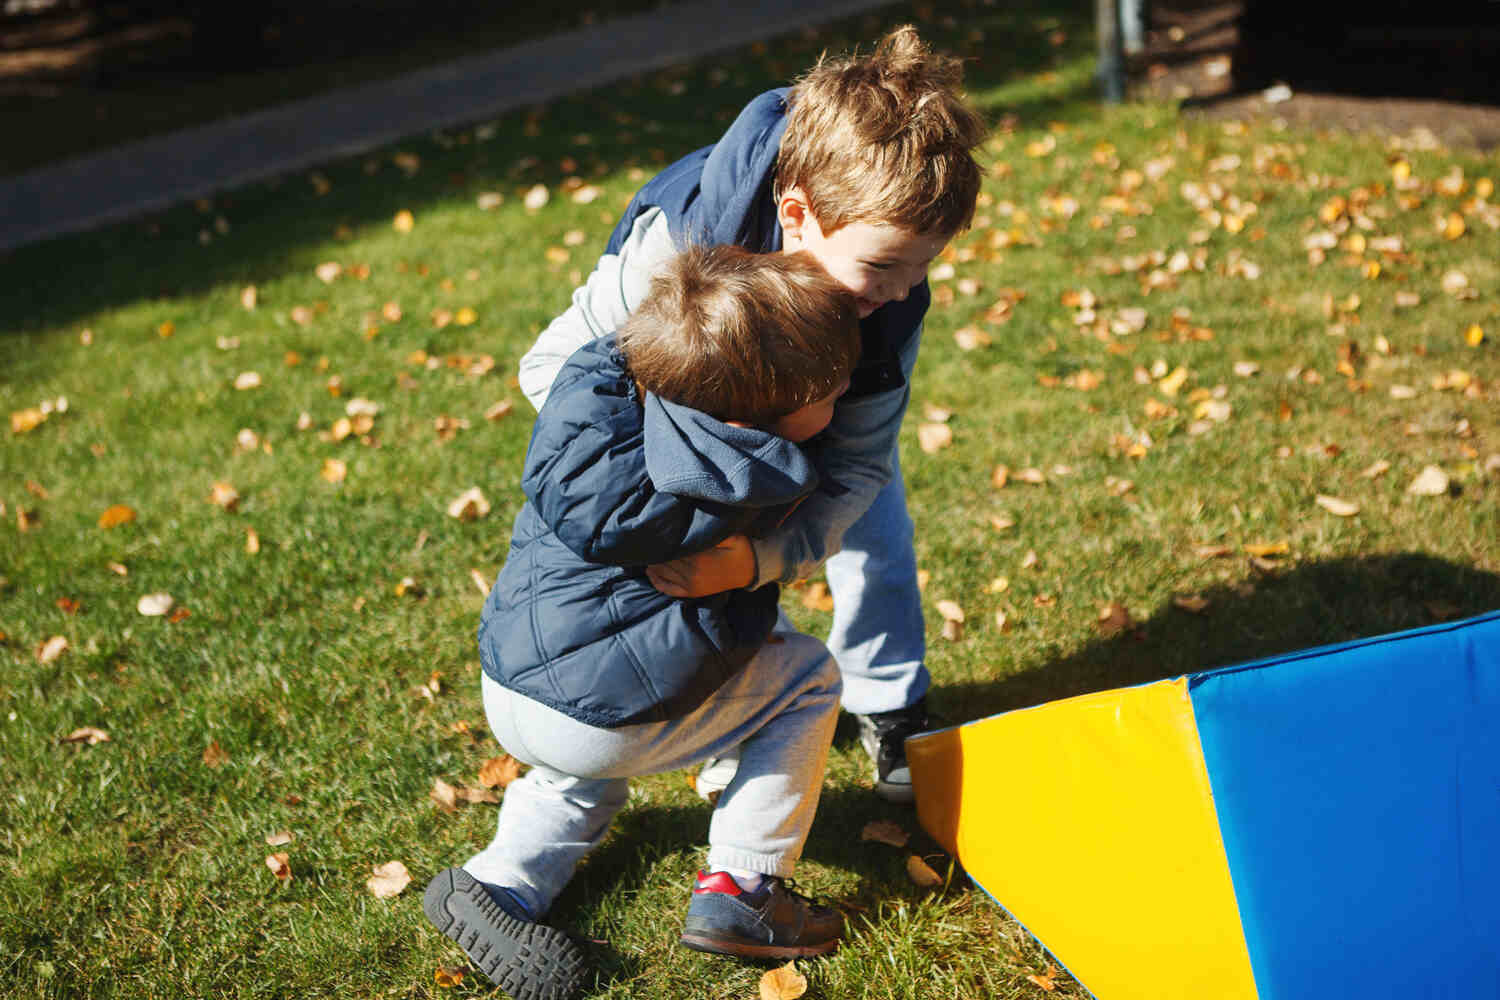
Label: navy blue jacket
xmin=478 ymin=337 xmax=825 ymax=727
xmin=607 ymin=88 xmax=930 ymax=401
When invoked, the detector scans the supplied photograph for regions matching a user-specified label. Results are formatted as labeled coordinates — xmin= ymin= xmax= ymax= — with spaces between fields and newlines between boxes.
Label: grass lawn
xmin=3 ymin=1 xmax=1498 ymax=997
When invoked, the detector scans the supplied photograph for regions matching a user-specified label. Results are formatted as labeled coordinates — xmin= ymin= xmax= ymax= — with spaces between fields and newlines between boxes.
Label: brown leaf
xmin=478 ymin=754 xmax=525 ymax=789
xmin=990 ymin=464 xmax=1010 ymax=488
xmin=1173 ymin=594 xmax=1210 ymax=614
xmin=62 ymin=726 xmax=109 ymax=745
xmin=1194 ymin=543 xmax=1233 ymax=559
xmin=1027 ymin=965 xmax=1059 ymax=992
xmin=245 ymin=527 xmax=261 ymax=555
xmin=759 ymin=962 xmax=808 ymax=1000
xmin=265 ymin=830 xmax=293 ymax=847
xmin=320 ymin=459 xmax=348 ymax=484
xmin=457 ymin=785 xmax=500 ymax=805
xmin=434 ymin=966 xmax=466 ymax=988
xmin=485 ymin=400 xmax=514 ymax=421
xmin=202 ymin=740 xmax=229 ymax=768
xmin=447 ymin=486 xmax=490 ymax=521
xmin=431 ymin=777 xmax=460 ymax=812
xmin=56 ymin=597 xmax=81 ymax=615
xmin=1096 ymin=601 xmax=1134 ymax=637
xmin=366 ymin=860 xmax=413 ymax=898
xmin=168 ymin=605 xmax=191 ymax=624
xmin=935 ymin=599 xmax=965 ymax=623
xmin=265 ymin=852 xmax=292 ymax=882
xmin=860 ymin=820 xmax=910 ymax=848
xmin=941 ymin=618 xmax=964 ymax=642
xmin=906 ymin=854 xmax=943 ymax=888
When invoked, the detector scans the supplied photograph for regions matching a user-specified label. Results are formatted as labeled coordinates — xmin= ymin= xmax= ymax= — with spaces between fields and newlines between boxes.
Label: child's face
xmin=769 ymin=379 xmax=850 ymax=443
xmin=778 ymin=187 xmax=951 ymax=318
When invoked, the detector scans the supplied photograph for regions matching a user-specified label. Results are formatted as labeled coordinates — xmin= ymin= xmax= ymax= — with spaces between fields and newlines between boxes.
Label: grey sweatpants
xmin=463 ymin=612 xmax=841 ymax=917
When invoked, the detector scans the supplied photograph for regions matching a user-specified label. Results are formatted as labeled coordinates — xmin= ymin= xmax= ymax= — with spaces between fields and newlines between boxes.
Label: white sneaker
xmin=694 ymin=748 xmax=742 ymax=803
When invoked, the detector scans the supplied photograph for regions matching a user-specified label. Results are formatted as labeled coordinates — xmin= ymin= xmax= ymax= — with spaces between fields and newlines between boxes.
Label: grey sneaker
xmin=680 ymin=870 xmax=843 ymax=959
xmin=855 ymin=698 xmax=930 ymax=804
xmin=422 ymin=867 xmax=586 ymax=1000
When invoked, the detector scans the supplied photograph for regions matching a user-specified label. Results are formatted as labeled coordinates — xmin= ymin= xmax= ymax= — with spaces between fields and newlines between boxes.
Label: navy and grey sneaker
xmin=855 ymin=698 xmax=930 ymax=804
xmin=422 ymin=867 xmax=587 ymax=1000
xmin=680 ymin=870 xmax=843 ymax=959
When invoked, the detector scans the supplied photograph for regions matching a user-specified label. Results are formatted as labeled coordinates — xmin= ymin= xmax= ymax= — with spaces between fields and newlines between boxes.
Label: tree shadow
xmin=0 ymin=0 xmax=1099 ymax=345
xmin=927 ymin=552 xmax=1500 ymax=727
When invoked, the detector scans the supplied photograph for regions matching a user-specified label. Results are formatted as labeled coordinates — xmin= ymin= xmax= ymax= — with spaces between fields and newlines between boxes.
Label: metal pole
xmin=1097 ymin=0 xmax=1125 ymax=103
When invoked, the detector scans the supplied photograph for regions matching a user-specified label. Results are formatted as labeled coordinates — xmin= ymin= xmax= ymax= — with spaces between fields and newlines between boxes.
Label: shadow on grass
xmin=929 ymin=552 xmax=1500 ymax=726
xmin=0 ymin=0 xmax=1099 ymax=346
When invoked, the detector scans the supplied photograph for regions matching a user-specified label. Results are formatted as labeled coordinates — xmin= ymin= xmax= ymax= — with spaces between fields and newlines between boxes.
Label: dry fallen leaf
xmin=906 ymin=854 xmax=943 ymax=889
xmin=484 ymin=400 xmax=514 ymax=422
xmin=759 ymin=961 xmax=808 ymax=1000
xmin=137 ymin=592 xmax=174 ymax=617
xmin=240 ymin=285 xmax=258 ymax=310
xmin=265 ymin=830 xmax=293 ymax=847
xmin=1173 ymin=594 xmax=1210 ymax=614
xmin=367 ymin=860 xmax=413 ymax=898
xmin=202 ymin=740 xmax=229 ymax=768
xmin=447 ymin=486 xmax=491 ymax=521
xmin=36 ymin=635 xmax=69 ymax=663
xmin=266 ymin=852 xmax=292 ymax=882
xmin=233 ymin=372 xmax=262 ymax=391
xmin=431 ymin=777 xmax=460 ymax=812
xmin=523 ymin=184 xmax=549 ymax=212
xmin=800 ymin=581 xmax=835 ymax=612
xmin=97 ymin=504 xmax=137 ymax=529
xmin=321 ymin=459 xmax=348 ymax=484
xmin=1243 ymin=541 xmax=1290 ymax=557
xmin=1027 ymin=964 xmax=1060 ymax=992
xmin=1315 ymin=495 xmax=1360 ymax=517
xmin=393 ymin=210 xmax=415 ymax=233
xmin=935 ymin=599 xmax=965 ymax=623
xmin=62 ymin=726 xmax=109 ymax=745
xmin=1096 ymin=601 xmax=1134 ymax=636
xmin=1360 ymin=459 xmax=1391 ymax=479
xmin=478 ymin=754 xmax=525 ymax=789
xmin=245 ymin=527 xmax=261 ymax=555
xmin=434 ymin=966 xmax=466 ymax=988
xmin=860 ymin=820 xmax=910 ymax=847
xmin=917 ymin=423 xmax=953 ymax=454
xmin=209 ymin=482 xmax=240 ymax=512
xmin=1407 ymin=465 xmax=1450 ymax=496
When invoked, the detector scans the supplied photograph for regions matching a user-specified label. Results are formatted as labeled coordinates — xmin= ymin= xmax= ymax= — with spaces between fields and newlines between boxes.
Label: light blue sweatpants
xmin=464 ymin=612 xmax=841 ymax=918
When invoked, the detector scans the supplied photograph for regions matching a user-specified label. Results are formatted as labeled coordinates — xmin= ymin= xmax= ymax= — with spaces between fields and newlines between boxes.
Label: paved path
xmin=0 ymin=0 xmax=895 ymax=253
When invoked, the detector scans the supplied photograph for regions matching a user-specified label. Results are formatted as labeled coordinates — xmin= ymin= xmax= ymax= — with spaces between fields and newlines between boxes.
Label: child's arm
xmin=517 ymin=207 xmax=678 ymax=411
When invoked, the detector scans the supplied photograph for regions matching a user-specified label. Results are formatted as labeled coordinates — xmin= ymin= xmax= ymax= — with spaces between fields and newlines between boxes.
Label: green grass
xmin=3 ymin=1 xmax=1499 ymax=997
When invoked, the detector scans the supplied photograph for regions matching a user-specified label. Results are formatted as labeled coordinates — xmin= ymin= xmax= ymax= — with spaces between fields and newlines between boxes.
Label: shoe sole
xmin=679 ymin=932 xmax=840 ymax=960
xmin=423 ymin=868 xmax=587 ymax=1000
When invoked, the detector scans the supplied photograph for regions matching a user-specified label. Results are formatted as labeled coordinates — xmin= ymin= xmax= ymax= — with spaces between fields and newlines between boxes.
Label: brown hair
xmin=777 ymin=24 xmax=985 ymax=237
xmin=618 ymin=245 xmax=861 ymax=426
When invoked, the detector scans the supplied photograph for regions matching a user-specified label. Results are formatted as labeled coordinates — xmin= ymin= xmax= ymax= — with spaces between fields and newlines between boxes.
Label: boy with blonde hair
xmin=519 ymin=25 xmax=985 ymax=804
xmin=426 ymin=246 xmax=862 ymax=999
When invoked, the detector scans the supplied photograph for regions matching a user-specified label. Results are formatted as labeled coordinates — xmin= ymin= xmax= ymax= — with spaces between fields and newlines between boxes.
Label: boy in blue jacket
xmin=425 ymin=246 xmax=863 ymax=999
xmin=517 ymin=26 xmax=985 ymax=804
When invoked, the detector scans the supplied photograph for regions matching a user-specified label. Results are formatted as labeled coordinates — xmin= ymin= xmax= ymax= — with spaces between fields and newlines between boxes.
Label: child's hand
xmin=647 ymin=535 xmax=755 ymax=597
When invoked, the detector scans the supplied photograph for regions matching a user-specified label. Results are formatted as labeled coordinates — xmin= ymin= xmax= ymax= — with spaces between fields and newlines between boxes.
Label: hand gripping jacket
xmin=478 ymin=337 xmax=830 ymax=727
xmin=606 ymin=88 xmax=931 ymax=400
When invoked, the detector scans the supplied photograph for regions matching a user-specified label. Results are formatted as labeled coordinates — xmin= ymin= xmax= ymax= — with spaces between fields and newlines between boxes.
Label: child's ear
xmin=776 ymin=186 xmax=814 ymax=240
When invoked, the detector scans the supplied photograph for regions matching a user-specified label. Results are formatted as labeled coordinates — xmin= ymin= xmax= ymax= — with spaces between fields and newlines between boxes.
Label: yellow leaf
xmin=366 ymin=860 xmax=413 ymax=899
xmin=240 ymin=285 xmax=258 ymax=310
xmin=10 ymin=407 xmax=46 ymax=434
xmin=97 ymin=504 xmax=137 ymax=529
xmin=860 ymin=820 xmax=910 ymax=847
xmin=1442 ymin=212 xmax=1465 ymax=240
xmin=478 ymin=754 xmax=524 ymax=789
xmin=320 ymin=458 xmax=348 ymax=483
xmin=906 ymin=854 xmax=943 ymax=888
xmin=209 ymin=482 xmax=240 ymax=512
xmin=1466 ymin=324 xmax=1485 ymax=347
xmin=393 ymin=210 xmax=415 ymax=233
xmin=759 ymin=962 xmax=808 ymax=1000
xmin=1243 ymin=541 xmax=1289 ymax=557
xmin=434 ymin=966 xmax=466 ymax=988
xmin=1157 ymin=366 xmax=1189 ymax=396
xmin=455 ymin=307 xmax=478 ymax=326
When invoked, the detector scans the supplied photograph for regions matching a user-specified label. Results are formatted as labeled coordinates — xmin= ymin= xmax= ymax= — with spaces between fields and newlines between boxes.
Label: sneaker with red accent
xmin=680 ymin=870 xmax=843 ymax=959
